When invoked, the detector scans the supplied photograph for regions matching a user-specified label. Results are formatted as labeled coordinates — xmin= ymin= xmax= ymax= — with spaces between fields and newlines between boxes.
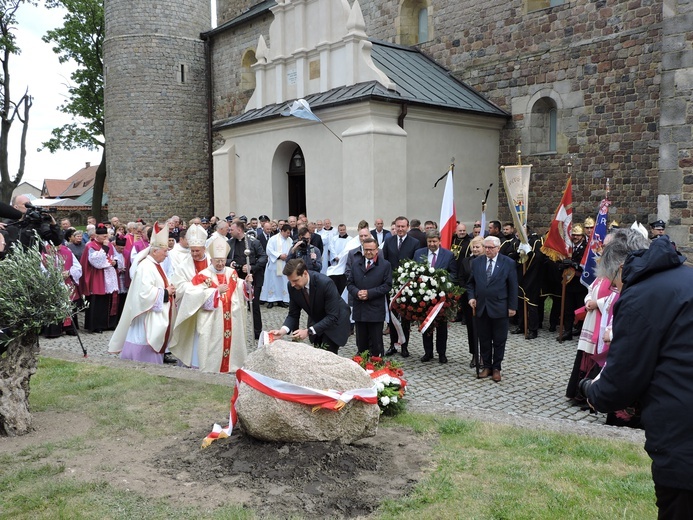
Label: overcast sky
xmin=11 ymin=2 xmax=217 ymax=193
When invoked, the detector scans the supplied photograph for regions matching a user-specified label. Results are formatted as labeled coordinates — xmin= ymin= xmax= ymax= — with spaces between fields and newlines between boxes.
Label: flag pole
xmin=557 ymin=161 xmax=573 ymax=343
xmin=516 ymin=148 xmax=529 ymax=339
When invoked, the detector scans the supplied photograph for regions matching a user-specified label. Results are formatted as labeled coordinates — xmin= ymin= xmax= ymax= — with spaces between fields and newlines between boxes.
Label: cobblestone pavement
xmin=40 ymin=305 xmax=614 ymax=430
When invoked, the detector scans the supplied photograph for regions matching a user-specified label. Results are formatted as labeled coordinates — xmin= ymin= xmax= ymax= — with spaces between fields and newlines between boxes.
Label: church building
xmin=104 ymin=0 xmax=692 ymax=248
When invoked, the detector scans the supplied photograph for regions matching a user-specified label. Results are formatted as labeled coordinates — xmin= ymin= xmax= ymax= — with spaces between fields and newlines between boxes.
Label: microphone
xmin=0 ymin=201 xmax=23 ymax=220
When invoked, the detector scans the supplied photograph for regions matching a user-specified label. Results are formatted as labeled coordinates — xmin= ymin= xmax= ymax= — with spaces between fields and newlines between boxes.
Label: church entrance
xmin=287 ymin=146 xmax=306 ymax=216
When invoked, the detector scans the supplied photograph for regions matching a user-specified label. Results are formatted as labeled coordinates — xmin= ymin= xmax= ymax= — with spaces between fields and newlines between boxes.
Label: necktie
xmin=366 ymin=259 xmax=372 ymax=270
xmin=398 ymin=237 xmax=403 ymax=250
xmin=431 ymin=252 xmax=437 ymax=267
xmin=486 ymin=259 xmax=493 ymax=281
xmin=302 ymin=287 xmax=310 ymax=307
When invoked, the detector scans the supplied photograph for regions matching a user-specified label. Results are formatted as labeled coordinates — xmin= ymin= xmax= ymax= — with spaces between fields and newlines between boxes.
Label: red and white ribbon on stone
xmin=202 ymin=368 xmax=378 ymax=447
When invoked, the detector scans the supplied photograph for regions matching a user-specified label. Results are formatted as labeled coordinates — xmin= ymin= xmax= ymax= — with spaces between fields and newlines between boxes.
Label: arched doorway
xmin=287 ymin=146 xmax=306 ymax=216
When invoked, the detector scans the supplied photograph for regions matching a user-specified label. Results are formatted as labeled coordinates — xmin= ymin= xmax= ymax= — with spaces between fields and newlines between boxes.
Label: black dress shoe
xmin=400 ymin=346 xmax=410 ymax=358
xmin=267 ymin=302 xmax=274 ymax=309
xmin=385 ymin=346 xmax=398 ymax=356
xmin=163 ymin=353 xmax=177 ymax=364
xmin=549 ymin=325 xmax=557 ymax=332
xmin=510 ymin=327 xmax=524 ymax=335
xmin=278 ymin=302 xmax=288 ymax=308
xmin=557 ymin=332 xmax=573 ymax=341
xmin=420 ymin=354 xmax=433 ymax=362
xmin=526 ymin=331 xmax=538 ymax=340
xmin=439 ymin=355 xmax=448 ymax=364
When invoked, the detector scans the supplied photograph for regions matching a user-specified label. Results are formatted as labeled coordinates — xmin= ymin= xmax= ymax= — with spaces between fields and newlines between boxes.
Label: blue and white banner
xmin=580 ymin=198 xmax=610 ymax=288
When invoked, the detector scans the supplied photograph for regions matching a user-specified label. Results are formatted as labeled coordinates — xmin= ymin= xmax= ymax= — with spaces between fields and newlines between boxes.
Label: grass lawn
xmin=0 ymin=357 xmax=656 ymax=519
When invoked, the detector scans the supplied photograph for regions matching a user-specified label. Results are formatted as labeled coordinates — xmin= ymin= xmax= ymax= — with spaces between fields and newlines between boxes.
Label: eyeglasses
xmin=484 ymin=245 xmax=498 ymax=249
xmin=362 ymin=248 xmax=377 ymax=252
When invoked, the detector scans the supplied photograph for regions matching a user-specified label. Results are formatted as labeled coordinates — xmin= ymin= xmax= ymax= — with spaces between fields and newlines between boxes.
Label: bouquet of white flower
xmin=391 ymin=258 xmax=464 ymax=330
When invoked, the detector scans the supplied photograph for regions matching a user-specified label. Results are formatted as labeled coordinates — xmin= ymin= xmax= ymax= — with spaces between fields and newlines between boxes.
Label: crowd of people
xmin=0 ymin=198 xmax=675 ymax=384
xmin=4 ymin=194 xmax=692 ymax=515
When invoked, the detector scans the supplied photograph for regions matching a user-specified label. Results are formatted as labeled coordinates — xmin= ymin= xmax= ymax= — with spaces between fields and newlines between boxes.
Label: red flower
xmin=365 ymin=363 xmax=375 ymax=370
xmin=407 ymin=306 xmax=414 ymax=311
xmin=371 ymin=356 xmax=382 ymax=363
xmin=353 ymin=356 xmax=363 ymax=364
xmin=419 ymin=301 xmax=426 ymax=307
xmin=432 ymin=298 xmax=438 ymax=304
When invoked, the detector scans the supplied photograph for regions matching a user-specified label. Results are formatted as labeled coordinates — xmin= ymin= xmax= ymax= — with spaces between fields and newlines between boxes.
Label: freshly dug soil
xmin=152 ymin=425 xmax=434 ymax=519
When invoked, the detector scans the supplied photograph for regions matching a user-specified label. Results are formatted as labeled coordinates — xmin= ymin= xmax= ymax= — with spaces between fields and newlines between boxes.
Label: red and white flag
xmin=541 ymin=177 xmax=573 ymax=261
xmin=438 ymin=169 xmax=456 ymax=249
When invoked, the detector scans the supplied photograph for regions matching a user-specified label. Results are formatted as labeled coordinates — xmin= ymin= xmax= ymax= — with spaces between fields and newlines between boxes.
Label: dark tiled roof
xmin=204 ymin=0 xmax=276 ymax=36
xmin=215 ymin=40 xmax=509 ymax=130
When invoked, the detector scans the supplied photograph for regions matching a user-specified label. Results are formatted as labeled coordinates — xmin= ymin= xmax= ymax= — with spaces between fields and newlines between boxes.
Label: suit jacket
xmin=408 ymin=228 xmax=427 ymax=249
xmin=467 ymin=253 xmax=518 ymax=319
xmin=310 ymin=232 xmax=324 ymax=254
xmin=283 ymin=272 xmax=351 ymax=346
xmin=370 ymin=228 xmax=391 ymax=246
xmin=346 ymin=253 xmax=392 ymax=322
xmin=256 ymin=230 xmax=271 ymax=252
xmin=382 ymin=234 xmax=418 ymax=271
xmin=414 ymin=246 xmax=457 ymax=282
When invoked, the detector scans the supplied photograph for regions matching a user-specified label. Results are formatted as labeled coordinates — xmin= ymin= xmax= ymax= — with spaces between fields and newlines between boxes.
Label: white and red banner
xmin=541 ymin=177 xmax=574 ymax=261
xmin=438 ymin=169 xmax=456 ymax=249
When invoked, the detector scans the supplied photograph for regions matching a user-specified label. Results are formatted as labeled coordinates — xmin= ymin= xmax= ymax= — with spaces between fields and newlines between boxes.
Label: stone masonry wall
xmin=104 ymin=0 xmax=211 ymax=222
xmin=211 ymin=0 xmax=664 ymax=232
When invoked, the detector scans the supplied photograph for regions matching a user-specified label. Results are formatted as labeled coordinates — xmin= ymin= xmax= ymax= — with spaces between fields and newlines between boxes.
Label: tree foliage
xmin=0 ymin=0 xmax=35 ymax=204
xmin=41 ymin=0 xmax=103 ymax=152
xmin=42 ymin=0 xmax=105 ymax=219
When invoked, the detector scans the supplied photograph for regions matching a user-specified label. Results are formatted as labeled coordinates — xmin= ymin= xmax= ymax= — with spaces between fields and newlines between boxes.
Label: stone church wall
xmin=212 ymin=0 xmax=668 ymax=233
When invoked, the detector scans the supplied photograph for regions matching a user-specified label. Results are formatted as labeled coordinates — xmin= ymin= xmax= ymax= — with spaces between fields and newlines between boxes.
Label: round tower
xmin=104 ymin=0 xmax=211 ymax=221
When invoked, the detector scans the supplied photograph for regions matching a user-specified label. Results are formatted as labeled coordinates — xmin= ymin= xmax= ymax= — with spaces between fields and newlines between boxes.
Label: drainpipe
xmin=398 ymin=102 xmax=408 ymax=129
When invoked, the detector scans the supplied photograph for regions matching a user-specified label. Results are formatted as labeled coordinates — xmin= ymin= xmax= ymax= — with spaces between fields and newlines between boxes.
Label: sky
xmin=10 ymin=3 xmax=102 ymax=192
xmin=10 ymin=2 xmax=217 ymax=193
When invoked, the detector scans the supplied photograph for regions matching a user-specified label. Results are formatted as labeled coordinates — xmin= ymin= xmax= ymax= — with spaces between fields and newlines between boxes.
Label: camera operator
xmin=287 ymin=227 xmax=322 ymax=273
xmin=1 ymin=195 xmax=61 ymax=252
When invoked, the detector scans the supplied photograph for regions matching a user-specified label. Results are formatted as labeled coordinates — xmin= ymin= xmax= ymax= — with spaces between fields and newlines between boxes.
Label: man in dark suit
xmin=414 ymin=230 xmax=457 ymax=363
xmin=382 ymin=216 xmax=419 ymax=357
xmin=407 ymin=218 xmax=427 ymax=248
xmin=467 ymin=235 xmax=518 ymax=382
xmin=346 ymin=237 xmax=392 ymax=357
xmin=227 ymin=219 xmax=268 ymax=340
xmin=269 ymin=258 xmax=351 ymax=354
xmin=256 ymin=221 xmax=272 ymax=252
xmin=370 ymin=218 xmax=391 ymax=247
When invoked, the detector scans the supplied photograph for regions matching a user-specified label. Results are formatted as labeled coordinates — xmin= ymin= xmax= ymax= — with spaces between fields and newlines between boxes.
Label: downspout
xmin=202 ymin=32 xmax=214 ymax=217
xmin=398 ymin=102 xmax=408 ymax=129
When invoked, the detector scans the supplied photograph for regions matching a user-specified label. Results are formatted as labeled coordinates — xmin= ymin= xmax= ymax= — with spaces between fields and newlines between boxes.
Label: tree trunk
xmin=91 ymin=148 xmax=107 ymax=222
xmin=0 ymin=332 xmax=39 ymax=436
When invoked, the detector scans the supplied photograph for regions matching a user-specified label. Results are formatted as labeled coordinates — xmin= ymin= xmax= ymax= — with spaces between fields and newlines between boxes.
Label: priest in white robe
xmin=108 ymin=224 xmax=177 ymax=364
xmin=259 ymin=223 xmax=292 ymax=307
xmin=169 ymin=236 xmax=249 ymax=373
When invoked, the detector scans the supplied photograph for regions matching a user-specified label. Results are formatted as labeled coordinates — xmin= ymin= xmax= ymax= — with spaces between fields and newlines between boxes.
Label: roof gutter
xmin=397 ymin=102 xmax=408 ymax=129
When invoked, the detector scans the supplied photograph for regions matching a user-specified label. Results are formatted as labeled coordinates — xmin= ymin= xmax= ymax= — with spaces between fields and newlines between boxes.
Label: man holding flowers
xmin=414 ymin=230 xmax=457 ymax=363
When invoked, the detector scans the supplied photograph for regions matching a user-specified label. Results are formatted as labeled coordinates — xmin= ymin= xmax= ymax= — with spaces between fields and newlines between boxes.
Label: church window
xmin=529 ymin=97 xmax=558 ymax=154
xmin=526 ymin=0 xmax=565 ymax=13
xmin=398 ymin=0 xmax=431 ymax=46
xmin=240 ymin=50 xmax=257 ymax=91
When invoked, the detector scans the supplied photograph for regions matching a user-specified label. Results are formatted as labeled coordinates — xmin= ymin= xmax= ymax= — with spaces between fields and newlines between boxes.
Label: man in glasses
xmin=467 ymin=236 xmax=518 ymax=382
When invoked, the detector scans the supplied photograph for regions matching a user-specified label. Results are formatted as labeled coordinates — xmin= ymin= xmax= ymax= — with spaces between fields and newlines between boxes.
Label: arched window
xmin=240 ymin=49 xmax=257 ymax=91
xmin=398 ymin=0 xmax=431 ymax=46
xmin=530 ymin=97 xmax=558 ymax=154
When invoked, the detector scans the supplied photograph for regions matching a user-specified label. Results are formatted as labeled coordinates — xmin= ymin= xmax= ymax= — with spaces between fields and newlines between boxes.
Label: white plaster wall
xmin=214 ymin=101 xmax=504 ymax=227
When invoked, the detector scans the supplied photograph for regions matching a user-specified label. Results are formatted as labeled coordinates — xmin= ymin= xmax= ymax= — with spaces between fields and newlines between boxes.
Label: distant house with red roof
xmin=41 ymin=162 xmax=100 ymax=200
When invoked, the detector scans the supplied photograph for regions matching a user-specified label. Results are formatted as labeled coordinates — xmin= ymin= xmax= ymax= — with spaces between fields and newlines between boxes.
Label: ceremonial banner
xmin=438 ymin=169 xmax=456 ymax=249
xmin=580 ymin=198 xmax=610 ymax=288
xmin=501 ymin=165 xmax=531 ymax=245
xmin=541 ymin=177 xmax=573 ymax=261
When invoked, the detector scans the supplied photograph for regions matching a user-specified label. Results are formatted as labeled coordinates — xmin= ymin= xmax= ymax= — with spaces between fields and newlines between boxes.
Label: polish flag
xmin=438 ymin=169 xmax=456 ymax=250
